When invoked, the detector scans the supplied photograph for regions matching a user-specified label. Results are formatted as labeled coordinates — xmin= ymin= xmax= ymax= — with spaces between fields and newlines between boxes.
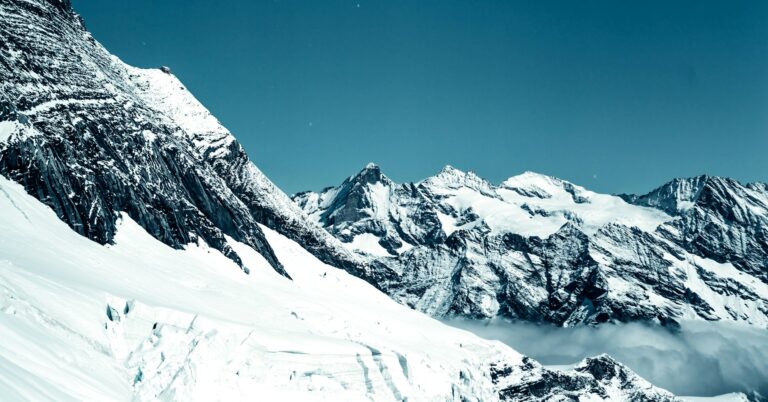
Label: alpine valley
xmin=0 ymin=0 xmax=765 ymax=401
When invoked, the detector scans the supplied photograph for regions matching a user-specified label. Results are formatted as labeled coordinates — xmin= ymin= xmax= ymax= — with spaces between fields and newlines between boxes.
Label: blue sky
xmin=73 ymin=0 xmax=768 ymax=195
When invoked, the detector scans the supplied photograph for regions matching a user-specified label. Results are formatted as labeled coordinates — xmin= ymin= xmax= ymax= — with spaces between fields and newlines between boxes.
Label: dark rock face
xmin=295 ymin=165 xmax=768 ymax=327
xmin=0 ymin=0 xmax=368 ymax=280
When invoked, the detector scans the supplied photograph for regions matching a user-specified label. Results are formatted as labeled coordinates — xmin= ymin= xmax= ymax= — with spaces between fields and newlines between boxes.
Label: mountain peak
xmin=427 ymin=165 xmax=466 ymax=182
xmin=499 ymin=171 xmax=574 ymax=199
xmin=439 ymin=164 xmax=461 ymax=174
xmin=502 ymin=171 xmax=557 ymax=185
xmin=624 ymin=175 xmax=712 ymax=214
xmin=422 ymin=165 xmax=493 ymax=193
xmin=349 ymin=162 xmax=389 ymax=186
xmin=623 ymin=174 xmax=767 ymax=216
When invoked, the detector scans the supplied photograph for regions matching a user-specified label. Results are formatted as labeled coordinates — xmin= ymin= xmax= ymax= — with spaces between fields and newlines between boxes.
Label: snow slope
xmin=0 ymin=175 xmax=487 ymax=400
xmin=0 ymin=176 xmax=679 ymax=401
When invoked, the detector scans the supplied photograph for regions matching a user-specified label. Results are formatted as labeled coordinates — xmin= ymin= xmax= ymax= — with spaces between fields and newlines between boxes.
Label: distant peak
xmin=513 ymin=171 xmax=554 ymax=181
xmin=434 ymin=165 xmax=468 ymax=179
xmin=626 ymin=175 xmax=722 ymax=215
xmin=665 ymin=175 xmax=710 ymax=187
xmin=440 ymin=164 xmax=460 ymax=173
xmin=501 ymin=171 xmax=561 ymax=189
xmin=499 ymin=171 xmax=588 ymax=201
xmin=358 ymin=162 xmax=382 ymax=176
xmin=422 ymin=164 xmax=494 ymax=193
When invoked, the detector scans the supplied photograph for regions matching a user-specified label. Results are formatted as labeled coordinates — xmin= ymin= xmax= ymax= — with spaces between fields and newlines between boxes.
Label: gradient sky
xmin=72 ymin=0 xmax=768 ymax=195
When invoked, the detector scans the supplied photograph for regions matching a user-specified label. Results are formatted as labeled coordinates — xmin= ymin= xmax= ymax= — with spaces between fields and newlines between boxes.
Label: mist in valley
xmin=446 ymin=319 xmax=768 ymax=397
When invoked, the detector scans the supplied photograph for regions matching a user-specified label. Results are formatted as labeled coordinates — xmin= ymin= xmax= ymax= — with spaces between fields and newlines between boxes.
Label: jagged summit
xmin=426 ymin=164 xmax=470 ymax=182
xmin=438 ymin=164 xmax=461 ymax=175
xmin=620 ymin=175 xmax=711 ymax=214
xmin=621 ymin=174 xmax=768 ymax=216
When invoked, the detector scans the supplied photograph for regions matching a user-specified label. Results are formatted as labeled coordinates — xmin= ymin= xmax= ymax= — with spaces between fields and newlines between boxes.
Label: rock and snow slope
xmin=293 ymin=164 xmax=768 ymax=327
xmin=0 ymin=176 xmax=678 ymax=401
xmin=0 ymin=0 xmax=367 ymax=282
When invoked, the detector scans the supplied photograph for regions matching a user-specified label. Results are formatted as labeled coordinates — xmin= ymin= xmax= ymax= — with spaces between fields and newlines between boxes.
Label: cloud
xmin=445 ymin=319 xmax=768 ymax=397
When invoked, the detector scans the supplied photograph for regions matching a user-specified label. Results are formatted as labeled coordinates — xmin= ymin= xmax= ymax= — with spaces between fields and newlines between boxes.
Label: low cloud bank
xmin=445 ymin=319 xmax=768 ymax=397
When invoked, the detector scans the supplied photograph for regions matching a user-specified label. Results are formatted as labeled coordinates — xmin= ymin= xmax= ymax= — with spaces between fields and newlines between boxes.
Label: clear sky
xmin=72 ymin=0 xmax=767 ymax=195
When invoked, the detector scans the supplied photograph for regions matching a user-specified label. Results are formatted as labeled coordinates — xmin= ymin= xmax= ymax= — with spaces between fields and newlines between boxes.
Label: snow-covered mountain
xmin=293 ymin=164 xmax=768 ymax=327
xmin=0 ymin=0 xmax=687 ymax=400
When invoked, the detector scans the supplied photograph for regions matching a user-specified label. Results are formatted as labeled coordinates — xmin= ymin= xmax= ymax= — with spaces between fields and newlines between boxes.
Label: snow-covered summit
xmin=352 ymin=162 xmax=392 ymax=185
xmin=620 ymin=175 xmax=711 ymax=214
xmin=293 ymin=163 xmax=442 ymax=257
xmin=500 ymin=171 xmax=573 ymax=199
xmin=422 ymin=165 xmax=496 ymax=194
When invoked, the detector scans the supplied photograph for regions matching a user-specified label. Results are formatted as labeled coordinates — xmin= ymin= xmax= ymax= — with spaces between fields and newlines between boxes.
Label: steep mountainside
xmin=0 ymin=0 xmax=367 ymax=281
xmin=294 ymin=164 xmax=768 ymax=327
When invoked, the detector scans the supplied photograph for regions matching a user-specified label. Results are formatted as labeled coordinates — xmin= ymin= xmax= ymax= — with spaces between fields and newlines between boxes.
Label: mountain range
xmin=293 ymin=164 xmax=767 ymax=327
